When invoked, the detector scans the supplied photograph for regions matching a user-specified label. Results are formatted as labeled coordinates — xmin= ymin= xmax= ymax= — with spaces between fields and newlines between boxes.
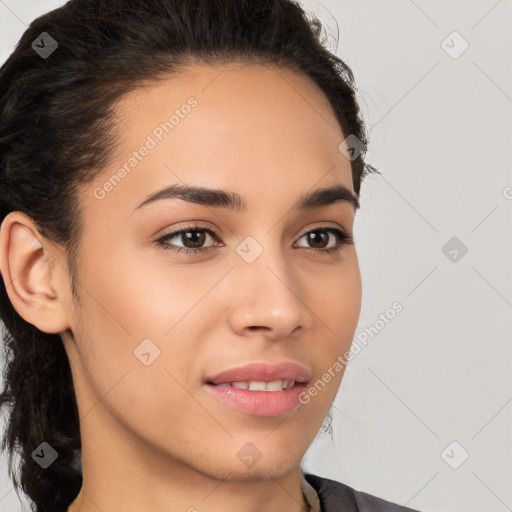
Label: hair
xmin=0 ymin=0 xmax=378 ymax=510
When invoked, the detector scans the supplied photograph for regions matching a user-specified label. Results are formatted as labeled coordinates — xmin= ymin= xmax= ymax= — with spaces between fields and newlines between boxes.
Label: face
xmin=61 ymin=62 xmax=362 ymax=482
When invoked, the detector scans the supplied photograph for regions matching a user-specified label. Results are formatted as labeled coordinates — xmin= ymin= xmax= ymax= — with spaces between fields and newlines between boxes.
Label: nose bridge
xmin=236 ymin=231 xmax=293 ymax=292
xmin=226 ymin=233 xmax=309 ymax=335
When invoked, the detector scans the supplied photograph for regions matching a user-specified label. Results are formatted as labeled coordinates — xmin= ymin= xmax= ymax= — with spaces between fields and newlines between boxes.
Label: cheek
xmin=71 ymin=260 xmax=210 ymax=447
xmin=78 ymin=242 xmax=215 ymax=339
xmin=73 ymin=242 xmax=223 ymax=383
xmin=68 ymin=243 xmax=361 ymax=464
xmin=305 ymin=259 xmax=361 ymax=397
xmin=313 ymin=256 xmax=362 ymax=342
xmin=298 ymin=268 xmax=361 ymax=412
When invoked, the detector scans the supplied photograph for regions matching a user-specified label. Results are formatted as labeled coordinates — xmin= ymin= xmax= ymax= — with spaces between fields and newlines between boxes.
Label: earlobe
xmin=0 ymin=211 xmax=70 ymax=334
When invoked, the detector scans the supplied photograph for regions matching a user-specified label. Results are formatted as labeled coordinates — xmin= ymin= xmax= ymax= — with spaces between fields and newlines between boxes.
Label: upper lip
xmin=205 ymin=361 xmax=311 ymax=385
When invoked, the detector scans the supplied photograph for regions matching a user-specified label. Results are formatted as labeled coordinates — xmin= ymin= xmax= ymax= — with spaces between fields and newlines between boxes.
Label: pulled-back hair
xmin=0 ymin=1 xmax=377 ymax=510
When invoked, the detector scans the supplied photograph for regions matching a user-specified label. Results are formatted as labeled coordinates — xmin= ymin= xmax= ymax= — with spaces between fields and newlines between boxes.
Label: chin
xmin=193 ymin=456 xmax=299 ymax=483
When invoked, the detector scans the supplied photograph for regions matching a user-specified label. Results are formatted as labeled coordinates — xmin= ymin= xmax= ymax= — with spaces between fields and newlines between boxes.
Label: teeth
xmin=232 ymin=381 xmax=249 ymax=389
xmin=249 ymin=381 xmax=267 ymax=391
xmin=217 ymin=380 xmax=295 ymax=391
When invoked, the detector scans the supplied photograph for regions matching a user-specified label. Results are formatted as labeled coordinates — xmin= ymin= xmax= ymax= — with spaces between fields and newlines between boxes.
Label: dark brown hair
xmin=0 ymin=1 xmax=377 ymax=510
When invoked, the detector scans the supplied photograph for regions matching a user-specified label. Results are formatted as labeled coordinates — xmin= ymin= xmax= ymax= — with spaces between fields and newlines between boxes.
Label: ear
xmin=0 ymin=211 xmax=71 ymax=334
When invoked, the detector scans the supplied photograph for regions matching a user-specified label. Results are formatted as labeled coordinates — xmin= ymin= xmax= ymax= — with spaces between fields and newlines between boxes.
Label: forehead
xmin=82 ymin=62 xmax=354 ymax=218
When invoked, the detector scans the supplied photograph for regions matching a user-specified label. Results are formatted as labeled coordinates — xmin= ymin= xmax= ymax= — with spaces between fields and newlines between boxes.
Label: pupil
xmin=308 ymin=231 xmax=327 ymax=248
xmin=184 ymin=230 xmax=205 ymax=248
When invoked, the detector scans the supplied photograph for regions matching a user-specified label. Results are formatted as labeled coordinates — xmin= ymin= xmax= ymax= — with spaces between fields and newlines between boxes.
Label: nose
xmin=226 ymin=244 xmax=312 ymax=340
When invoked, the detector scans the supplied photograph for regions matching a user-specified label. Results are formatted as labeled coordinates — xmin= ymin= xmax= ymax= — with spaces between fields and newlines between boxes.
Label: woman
xmin=0 ymin=1 xmax=421 ymax=511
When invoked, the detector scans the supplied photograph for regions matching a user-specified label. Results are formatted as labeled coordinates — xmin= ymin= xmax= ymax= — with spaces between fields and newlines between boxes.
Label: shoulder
xmin=303 ymin=473 xmax=422 ymax=512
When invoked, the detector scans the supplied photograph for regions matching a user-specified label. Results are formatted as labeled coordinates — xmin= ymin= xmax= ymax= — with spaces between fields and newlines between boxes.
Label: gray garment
xmin=302 ymin=473 xmax=421 ymax=512
xmin=302 ymin=471 xmax=322 ymax=511
xmin=62 ymin=469 xmax=420 ymax=512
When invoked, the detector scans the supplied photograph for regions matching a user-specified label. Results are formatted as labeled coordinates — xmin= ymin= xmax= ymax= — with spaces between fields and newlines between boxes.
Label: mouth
xmin=203 ymin=361 xmax=311 ymax=417
xmin=203 ymin=377 xmax=310 ymax=417
xmin=207 ymin=379 xmax=299 ymax=391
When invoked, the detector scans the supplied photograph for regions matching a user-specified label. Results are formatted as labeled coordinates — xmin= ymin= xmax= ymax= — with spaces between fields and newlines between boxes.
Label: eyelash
xmin=154 ymin=222 xmax=353 ymax=257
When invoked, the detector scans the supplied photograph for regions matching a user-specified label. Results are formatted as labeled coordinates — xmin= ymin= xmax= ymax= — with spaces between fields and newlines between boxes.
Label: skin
xmin=0 ymin=63 xmax=362 ymax=512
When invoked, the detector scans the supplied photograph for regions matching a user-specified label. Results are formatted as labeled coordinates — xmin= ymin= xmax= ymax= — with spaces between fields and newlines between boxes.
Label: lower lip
xmin=204 ymin=382 xmax=308 ymax=417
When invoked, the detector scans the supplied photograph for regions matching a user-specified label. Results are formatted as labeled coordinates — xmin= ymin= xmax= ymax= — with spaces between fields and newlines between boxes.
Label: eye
xmin=154 ymin=223 xmax=353 ymax=256
xmin=294 ymin=226 xmax=353 ymax=254
xmin=155 ymin=222 xmax=219 ymax=255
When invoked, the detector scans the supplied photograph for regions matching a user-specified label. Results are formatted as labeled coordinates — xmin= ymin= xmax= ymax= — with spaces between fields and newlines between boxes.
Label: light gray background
xmin=0 ymin=1 xmax=511 ymax=511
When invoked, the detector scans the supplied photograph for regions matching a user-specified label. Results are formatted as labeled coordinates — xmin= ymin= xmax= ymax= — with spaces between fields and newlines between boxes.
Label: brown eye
xmin=155 ymin=224 xmax=219 ymax=255
xmin=294 ymin=228 xmax=352 ymax=254
xmin=155 ymin=224 xmax=352 ymax=257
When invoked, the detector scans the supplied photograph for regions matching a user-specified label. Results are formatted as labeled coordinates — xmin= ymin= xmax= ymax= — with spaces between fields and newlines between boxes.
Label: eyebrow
xmin=133 ymin=183 xmax=359 ymax=213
